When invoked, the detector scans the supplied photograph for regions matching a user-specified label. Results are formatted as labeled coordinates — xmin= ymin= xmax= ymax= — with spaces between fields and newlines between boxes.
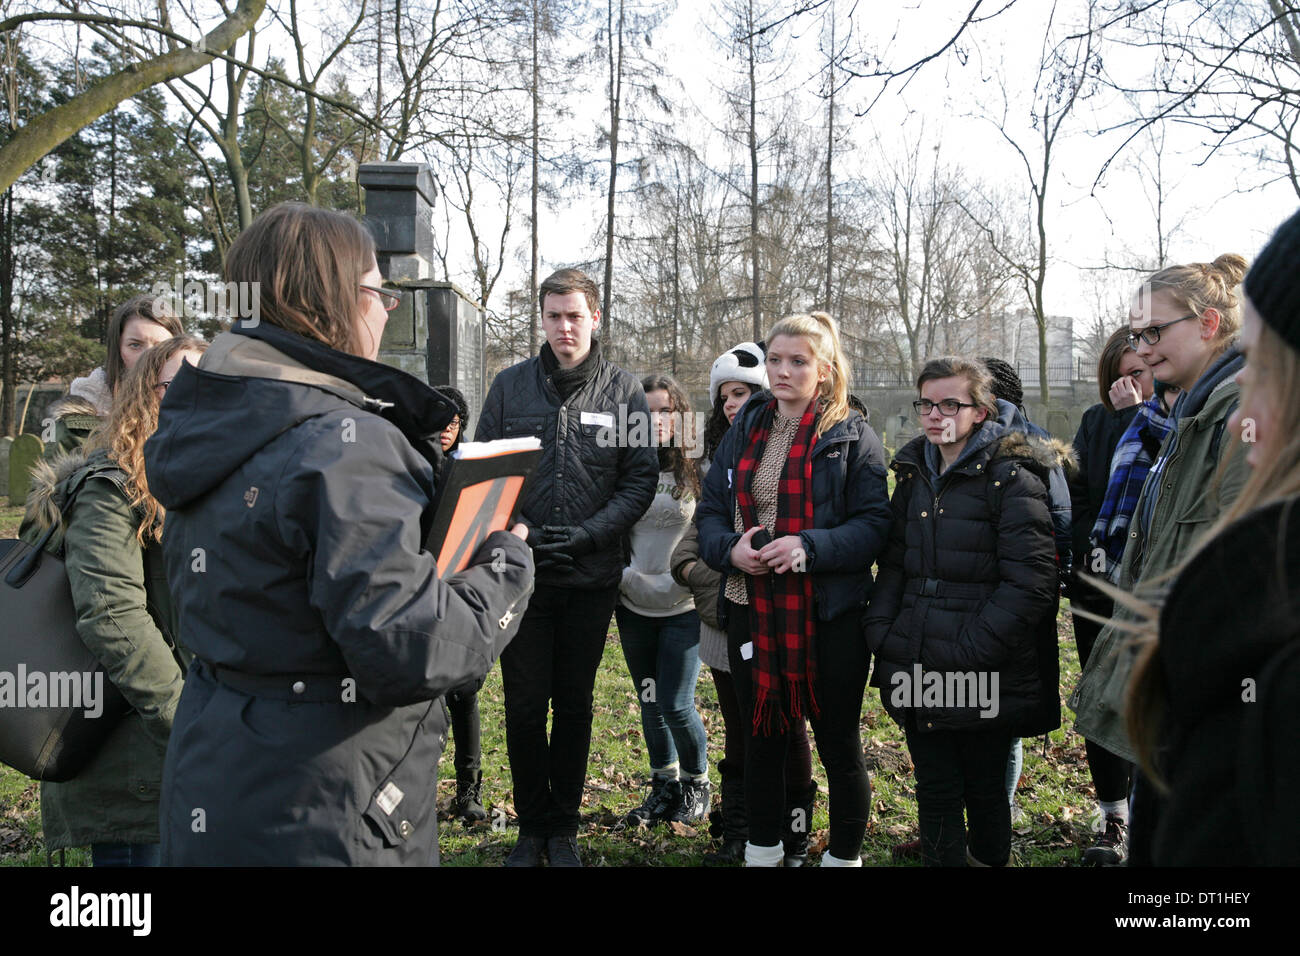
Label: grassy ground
xmin=0 ymin=483 xmax=1099 ymax=866
xmin=0 ymin=502 xmax=25 ymax=539
xmin=426 ymin=607 xmax=1096 ymax=867
xmin=0 ymin=492 xmax=1100 ymax=867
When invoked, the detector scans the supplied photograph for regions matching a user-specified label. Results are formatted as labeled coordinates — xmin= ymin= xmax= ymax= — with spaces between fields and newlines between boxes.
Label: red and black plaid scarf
xmin=735 ymin=397 xmax=820 ymax=735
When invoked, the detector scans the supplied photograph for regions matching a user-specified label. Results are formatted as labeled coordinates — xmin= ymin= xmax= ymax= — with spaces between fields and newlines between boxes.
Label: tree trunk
xmin=747 ymin=0 xmax=760 ymax=342
xmin=0 ymin=0 xmax=267 ymax=193
xmin=672 ymin=219 xmax=680 ymax=375
xmin=529 ymin=0 xmax=540 ymax=354
xmin=602 ymin=0 xmax=623 ymax=347
xmin=0 ymin=187 xmax=15 ymax=437
xmin=824 ymin=10 xmax=835 ymax=312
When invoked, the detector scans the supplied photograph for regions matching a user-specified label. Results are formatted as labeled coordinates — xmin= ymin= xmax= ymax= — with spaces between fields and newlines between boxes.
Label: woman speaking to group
xmin=143 ymin=203 xmax=534 ymax=866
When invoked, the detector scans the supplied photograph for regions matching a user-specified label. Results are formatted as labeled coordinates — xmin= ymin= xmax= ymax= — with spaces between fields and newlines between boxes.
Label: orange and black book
xmin=425 ymin=438 xmax=543 ymax=578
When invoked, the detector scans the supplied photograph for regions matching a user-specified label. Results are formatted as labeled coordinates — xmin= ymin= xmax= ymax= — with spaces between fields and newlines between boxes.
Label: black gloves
xmin=532 ymin=525 xmax=595 ymax=571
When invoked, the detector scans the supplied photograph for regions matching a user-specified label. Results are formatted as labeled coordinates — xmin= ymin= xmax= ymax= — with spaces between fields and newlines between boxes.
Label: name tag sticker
xmin=581 ymin=411 xmax=615 ymax=427
xmin=376 ymin=781 xmax=404 ymax=816
xmin=740 ymin=641 xmax=753 ymax=661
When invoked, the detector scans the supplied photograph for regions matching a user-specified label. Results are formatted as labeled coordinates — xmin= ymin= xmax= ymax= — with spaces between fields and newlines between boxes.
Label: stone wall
xmin=856 ymin=380 xmax=1102 ymax=456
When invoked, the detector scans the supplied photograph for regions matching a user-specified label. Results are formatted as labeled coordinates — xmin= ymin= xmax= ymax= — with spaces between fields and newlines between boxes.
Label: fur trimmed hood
xmin=21 ymin=448 xmax=131 ymax=540
xmin=994 ymin=429 xmax=1078 ymax=479
xmin=47 ymin=393 xmax=103 ymax=421
xmin=23 ymin=449 xmax=92 ymax=535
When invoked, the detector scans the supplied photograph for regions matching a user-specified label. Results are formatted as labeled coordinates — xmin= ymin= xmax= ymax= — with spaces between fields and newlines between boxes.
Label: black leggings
xmin=447 ymin=686 xmax=480 ymax=780
xmin=710 ymin=667 xmax=814 ymax=841
xmin=726 ymin=600 xmax=871 ymax=860
xmin=1072 ymin=601 xmax=1134 ymax=803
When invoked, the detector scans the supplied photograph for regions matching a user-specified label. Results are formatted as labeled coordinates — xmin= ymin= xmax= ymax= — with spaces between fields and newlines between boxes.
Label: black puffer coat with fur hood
xmin=865 ymin=421 xmax=1069 ymax=735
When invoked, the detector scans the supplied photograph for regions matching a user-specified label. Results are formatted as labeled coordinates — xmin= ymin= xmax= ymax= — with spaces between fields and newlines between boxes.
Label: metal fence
xmin=851 ymin=360 xmax=1091 ymax=389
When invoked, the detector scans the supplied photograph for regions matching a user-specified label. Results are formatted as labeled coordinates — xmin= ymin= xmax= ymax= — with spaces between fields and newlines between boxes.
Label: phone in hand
xmin=749 ymin=527 xmax=772 ymax=551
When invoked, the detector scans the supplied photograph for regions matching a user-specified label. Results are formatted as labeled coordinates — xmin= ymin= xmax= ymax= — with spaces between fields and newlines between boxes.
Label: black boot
xmin=783 ymin=780 xmax=817 ymax=867
xmin=703 ymin=757 xmax=747 ymax=866
xmin=452 ymin=771 xmax=487 ymax=824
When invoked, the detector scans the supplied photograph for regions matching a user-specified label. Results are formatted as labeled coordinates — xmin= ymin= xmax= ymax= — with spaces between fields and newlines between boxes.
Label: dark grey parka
xmin=142 ymin=323 xmax=534 ymax=866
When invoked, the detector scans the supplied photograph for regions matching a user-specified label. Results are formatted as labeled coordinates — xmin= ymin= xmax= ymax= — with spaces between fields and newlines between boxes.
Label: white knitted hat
xmin=709 ymin=342 xmax=769 ymax=399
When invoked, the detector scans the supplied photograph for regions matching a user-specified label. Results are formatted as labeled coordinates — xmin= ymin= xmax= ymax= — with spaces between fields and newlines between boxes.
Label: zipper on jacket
xmin=499 ymin=592 xmax=526 ymax=630
xmin=905 ymin=465 xmax=941 ymax=569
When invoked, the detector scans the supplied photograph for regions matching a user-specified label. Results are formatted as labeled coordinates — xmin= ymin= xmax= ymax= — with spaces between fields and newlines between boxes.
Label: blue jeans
xmin=615 ymin=605 xmax=708 ymax=777
xmin=1006 ymin=737 xmax=1023 ymax=806
xmin=92 ymin=843 xmax=160 ymax=867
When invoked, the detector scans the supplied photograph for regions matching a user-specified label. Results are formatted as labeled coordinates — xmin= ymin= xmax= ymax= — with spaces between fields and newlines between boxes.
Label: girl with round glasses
xmin=1070 ymin=254 xmax=1250 ymax=864
xmin=865 ymin=357 xmax=1064 ymax=866
xmin=1122 ymin=211 xmax=1300 ymax=864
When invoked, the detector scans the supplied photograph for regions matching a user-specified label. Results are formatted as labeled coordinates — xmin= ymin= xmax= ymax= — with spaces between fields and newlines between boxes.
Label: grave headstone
xmin=9 ymin=433 xmax=44 ymax=507
xmin=0 ymin=436 xmax=12 ymax=499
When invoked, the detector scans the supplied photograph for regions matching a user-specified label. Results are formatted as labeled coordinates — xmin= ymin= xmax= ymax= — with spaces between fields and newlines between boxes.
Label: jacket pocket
xmin=579 ymin=421 xmax=618 ymax=468
xmin=360 ymin=702 xmax=441 ymax=849
xmin=504 ymin=416 xmax=547 ymax=439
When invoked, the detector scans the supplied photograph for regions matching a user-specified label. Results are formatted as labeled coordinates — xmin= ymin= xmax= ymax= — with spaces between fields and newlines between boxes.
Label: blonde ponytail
xmin=766 ymin=311 xmax=850 ymax=436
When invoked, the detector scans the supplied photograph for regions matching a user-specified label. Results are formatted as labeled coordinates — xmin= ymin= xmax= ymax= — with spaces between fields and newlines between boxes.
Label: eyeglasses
xmin=1127 ymin=314 xmax=1196 ymax=348
xmin=443 ymin=417 xmax=461 ymax=431
xmin=914 ymin=399 xmax=979 ymax=417
xmin=360 ymin=284 xmax=403 ymax=311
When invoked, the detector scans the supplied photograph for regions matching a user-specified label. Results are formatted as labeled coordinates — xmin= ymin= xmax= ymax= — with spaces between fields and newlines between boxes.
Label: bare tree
xmin=1092 ymin=0 xmax=1300 ymax=198
xmin=0 ymin=1 xmax=265 ymax=192
xmin=598 ymin=0 xmax=672 ymax=347
xmin=963 ymin=0 xmax=1101 ymax=404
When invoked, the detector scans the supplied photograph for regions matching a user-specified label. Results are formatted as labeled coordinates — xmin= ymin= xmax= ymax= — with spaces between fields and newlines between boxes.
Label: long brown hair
xmin=224 ymin=202 xmax=376 ymax=356
xmin=88 ymin=336 xmax=209 ymax=544
xmin=642 ymin=373 xmax=701 ymax=499
xmin=766 ymin=312 xmax=850 ymax=436
xmin=1124 ymin=316 xmax=1300 ymax=786
xmin=105 ymin=294 xmax=184 ymax=395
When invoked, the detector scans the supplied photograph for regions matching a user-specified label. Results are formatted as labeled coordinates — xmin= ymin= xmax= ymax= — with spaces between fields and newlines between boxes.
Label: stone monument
xmin=359 ymin=162 xmax=486 ymax=428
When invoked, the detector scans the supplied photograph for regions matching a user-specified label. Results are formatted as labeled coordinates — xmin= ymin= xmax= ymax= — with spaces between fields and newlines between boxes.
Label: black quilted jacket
xmin=476 ymin=346 xmax=659 ymax=589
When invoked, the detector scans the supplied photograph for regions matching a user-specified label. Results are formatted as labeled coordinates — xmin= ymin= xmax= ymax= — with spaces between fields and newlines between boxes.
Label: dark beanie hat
xmin=1244 ymin=208 xmax=1300 ymax=353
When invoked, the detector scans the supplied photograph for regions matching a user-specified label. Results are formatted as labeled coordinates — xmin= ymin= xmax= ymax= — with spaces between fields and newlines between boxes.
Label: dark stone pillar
xmin=359 ymin=162 xmax=485 ymax=423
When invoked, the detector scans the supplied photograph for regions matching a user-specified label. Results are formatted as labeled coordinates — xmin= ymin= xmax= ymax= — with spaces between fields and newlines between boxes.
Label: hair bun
xmin=1211 ymin=253 xmax=1248 ymax=288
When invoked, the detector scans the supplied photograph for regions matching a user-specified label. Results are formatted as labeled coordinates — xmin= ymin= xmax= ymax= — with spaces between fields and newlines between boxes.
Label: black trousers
xmin=1072 ymin=599 xmax=1134 ymax=803
xmin=501 ymin=582 xmax=619 ymax=838
xmin=905 ymin=722 xmax=1013 ymax=866
xmin=447 ymin=686 xmax=480 ymax=780
xmin=710 ymin=667 xmax=814 ymax=844
xmin=726 ymin=600 xmax=871 ymax=860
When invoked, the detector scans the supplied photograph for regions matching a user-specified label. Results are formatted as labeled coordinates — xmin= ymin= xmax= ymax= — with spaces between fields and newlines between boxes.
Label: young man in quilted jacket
xmin=476 ymin=268 xmax=658 ymax=866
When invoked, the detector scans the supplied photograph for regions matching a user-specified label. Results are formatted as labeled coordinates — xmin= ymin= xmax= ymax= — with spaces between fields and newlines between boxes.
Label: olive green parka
xmin=19 ymin=448 xmax=184 ymax=849
xmin=1069 ymin=349 xmax=1249 ymax=761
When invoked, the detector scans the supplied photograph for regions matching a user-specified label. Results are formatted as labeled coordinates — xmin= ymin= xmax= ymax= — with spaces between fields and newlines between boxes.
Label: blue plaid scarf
xmin=1089 ymin=396 xmax=1175 ymax=581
